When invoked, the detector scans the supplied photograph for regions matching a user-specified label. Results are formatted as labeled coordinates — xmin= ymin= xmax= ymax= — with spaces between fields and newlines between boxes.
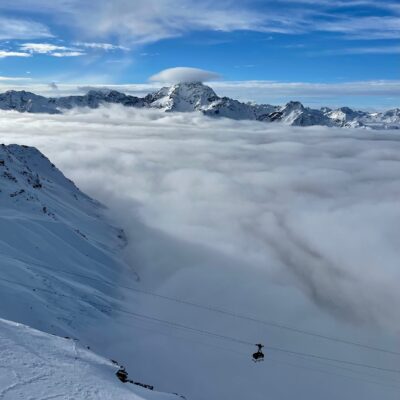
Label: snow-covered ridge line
xmin=0 ymin=82 xmax=398 ymax=129
xmin=0 ymin=317 xmax=179 ymax=400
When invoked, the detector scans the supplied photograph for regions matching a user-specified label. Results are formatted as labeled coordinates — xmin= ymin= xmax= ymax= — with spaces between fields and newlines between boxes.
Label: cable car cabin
xmin=252 ymin=343 xmax=264 ymax=362
xmin=252 ymin=352 xmax=264 ymax=362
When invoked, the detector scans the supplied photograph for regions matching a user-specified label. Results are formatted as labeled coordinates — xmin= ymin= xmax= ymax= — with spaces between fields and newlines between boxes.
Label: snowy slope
xmin=0 ymin=318 xmax=178 ymax=400
xmin=0 ymin=83 xmax=398 ymax=129
xmin=0 ymin=144 xmax=184 ymax=398
xmin=0 ymin=143 xmax=132 ymax=336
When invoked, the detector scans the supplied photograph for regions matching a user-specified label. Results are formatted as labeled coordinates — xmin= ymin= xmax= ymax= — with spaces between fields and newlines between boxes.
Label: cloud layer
xmin=1 ymin=106 xmax=399 ymax=400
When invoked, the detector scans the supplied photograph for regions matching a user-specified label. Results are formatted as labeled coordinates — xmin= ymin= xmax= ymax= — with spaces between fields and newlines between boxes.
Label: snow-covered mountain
xmin=261 ymin=101 xmax=332 ymax=127
xmin=144 ymin=83 xmax=399 ymax=129
xmin=0 ymin=91 xmax=62 ymax=114
xmin=0 ymin=82 xmax=398 ymax=129
xmin=146 ymin=82 xmax=278 ymax=120
xmin=145 ymin=81 xmax=219 ymax=112
xmin=0 ymin=144 xmax=182 ymax=399
xmin=0 ymin=89 xmax=143 ymax=114
xmin=55 ymin=89 xmax=144 ymax=110
xmin=0 ymin=143 xmax=129 ymax=335
xmin=0 ymin=318 xmax=178 ymax=400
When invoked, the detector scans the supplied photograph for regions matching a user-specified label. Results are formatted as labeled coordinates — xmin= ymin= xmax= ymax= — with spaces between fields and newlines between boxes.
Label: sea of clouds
xmin=1 ymin=106 xmax=399 ymax=399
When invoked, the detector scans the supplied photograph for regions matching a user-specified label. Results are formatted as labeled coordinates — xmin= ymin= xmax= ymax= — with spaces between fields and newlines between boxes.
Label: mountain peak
xmin=282 ymin=101 xmax=305 ymax=111
xmin=148 ymin=81 xmax=219 ymax=112
xmin=168 ymin=81 xmax=218 ymax=99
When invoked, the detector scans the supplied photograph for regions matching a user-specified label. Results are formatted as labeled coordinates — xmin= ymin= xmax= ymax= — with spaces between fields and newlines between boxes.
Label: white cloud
xmin=76 ymin=0 xmax=274 ymax=43
xmin=315 ymin=46 xmax=400 ymax=56
xmin=1 ymin=107 xmax=399 ymax=400
xmin=0 ymin=0 xmax=398 ymax=44
xmin=20 ymin=41 xmax=124 ymax=57
xmin=74 ymin=42 xmax=129 ymax=51
xmin=0 ymin=76 xmax=31 ymax=81
xmin=20 ymin=43 xmax=69 ymax=53
xmin=277 ymin=0 xmax=400 ymax=12
xmin=0 ymin=0 xmax=311 ymax=44
xmin=0 ymin=0 xmax=398 ymax=45
xmin=20 ymin=43 xmax=85 ymax=57
xmin=51 ymin=51 xmax=85 ymax=57
xmin=316 ymin=16 xmax=400 ymax=40
xmin=211 ymin=79 xmax=400 ymax=98
xmin=280 ymin=0 xmax=380 ymax=5
xmin=0 ymin=16 xmax=52 ymax=40
xmin=0 ymin=50 xmax=31 ymax=58
xmin=149 ymin=67 xmax=221 ymax=83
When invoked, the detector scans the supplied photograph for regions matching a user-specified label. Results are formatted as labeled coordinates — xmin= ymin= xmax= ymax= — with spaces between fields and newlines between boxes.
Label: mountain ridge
xmin=0 ymin=82 xmax=398 ymax=129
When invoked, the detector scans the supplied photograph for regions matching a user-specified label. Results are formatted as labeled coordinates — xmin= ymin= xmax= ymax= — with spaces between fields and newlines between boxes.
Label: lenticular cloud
xmin=149 ymin=67 xmax=221 ymax=83
xmin=1 ymin=106 xmax=399 ymax=400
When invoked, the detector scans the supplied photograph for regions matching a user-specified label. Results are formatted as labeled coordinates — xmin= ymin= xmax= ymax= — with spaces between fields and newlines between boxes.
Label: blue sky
xmin=0 ymin=0 xmax=398 ymax=108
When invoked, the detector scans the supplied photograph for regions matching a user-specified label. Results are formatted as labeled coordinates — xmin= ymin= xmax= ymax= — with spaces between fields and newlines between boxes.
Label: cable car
xmin=252 ymin=343 xmax=264 ymax=362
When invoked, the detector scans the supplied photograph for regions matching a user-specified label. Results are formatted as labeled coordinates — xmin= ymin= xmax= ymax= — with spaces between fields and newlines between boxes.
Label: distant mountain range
xmin=0 ymin=82 xmax=398 ymax=129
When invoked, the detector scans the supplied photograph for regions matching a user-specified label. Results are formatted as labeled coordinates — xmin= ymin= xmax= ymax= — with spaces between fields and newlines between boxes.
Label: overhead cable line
xmin=0 ymin=274 xmax=400 ymax=376
xmin=11 ymin=255 xmax=400 ymax=357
